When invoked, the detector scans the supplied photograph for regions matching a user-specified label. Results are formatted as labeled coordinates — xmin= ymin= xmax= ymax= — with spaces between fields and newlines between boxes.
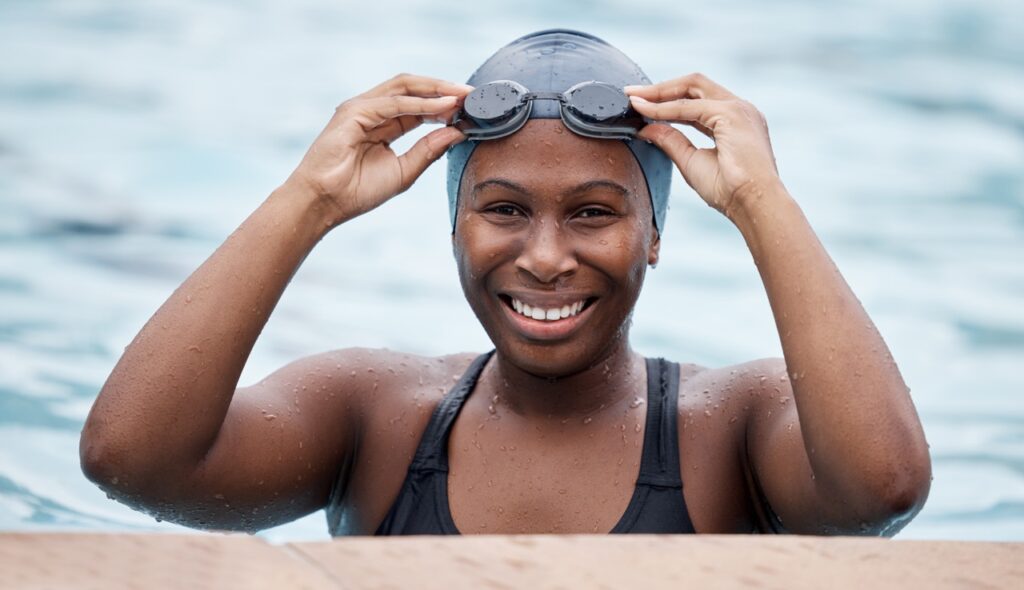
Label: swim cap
xmin=446 ymin=29 xmax=672 ymax=234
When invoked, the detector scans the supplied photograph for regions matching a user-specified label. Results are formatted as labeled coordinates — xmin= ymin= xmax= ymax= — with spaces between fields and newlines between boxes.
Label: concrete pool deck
xmin=1 ymin=532 xmax=1020 ymax=589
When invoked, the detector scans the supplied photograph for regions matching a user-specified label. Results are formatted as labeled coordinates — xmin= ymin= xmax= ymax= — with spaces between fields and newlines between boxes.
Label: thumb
xmin=396 ymin=126 xmax=466 ymax=192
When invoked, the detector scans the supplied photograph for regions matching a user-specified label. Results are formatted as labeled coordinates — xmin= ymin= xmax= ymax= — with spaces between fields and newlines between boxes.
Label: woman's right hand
xmin=284 ymin=74 xmax=473 ymax=225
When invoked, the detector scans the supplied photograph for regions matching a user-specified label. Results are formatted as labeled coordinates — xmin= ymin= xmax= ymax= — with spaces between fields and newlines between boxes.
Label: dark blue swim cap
xmin=446 ymin=29 xmax=672 ymax=234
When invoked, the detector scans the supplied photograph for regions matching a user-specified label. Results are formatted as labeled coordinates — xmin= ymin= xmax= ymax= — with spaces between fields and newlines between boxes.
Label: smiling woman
xmin=78 ymin=29 xmax=932 ymax=538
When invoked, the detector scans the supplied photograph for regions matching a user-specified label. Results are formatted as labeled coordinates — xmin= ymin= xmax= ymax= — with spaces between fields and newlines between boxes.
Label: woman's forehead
xmin=462 ymin=120 xmax=647 ymax=196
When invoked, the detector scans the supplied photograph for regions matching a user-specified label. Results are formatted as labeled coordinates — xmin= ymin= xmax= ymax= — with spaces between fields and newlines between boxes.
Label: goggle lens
xmin=564 ymin=82 xmax=630 ymax=122
xmin=463 ymin=81 xmax=528 ymax=123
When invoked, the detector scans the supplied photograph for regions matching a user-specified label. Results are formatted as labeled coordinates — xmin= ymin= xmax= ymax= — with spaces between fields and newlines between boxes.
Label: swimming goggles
xmin=453 ymin=80 xmax=647 ymax=141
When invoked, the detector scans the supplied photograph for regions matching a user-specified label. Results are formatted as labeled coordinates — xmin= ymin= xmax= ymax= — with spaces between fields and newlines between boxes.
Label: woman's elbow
xmin=79 ymin=426 xmax=127 ymax=490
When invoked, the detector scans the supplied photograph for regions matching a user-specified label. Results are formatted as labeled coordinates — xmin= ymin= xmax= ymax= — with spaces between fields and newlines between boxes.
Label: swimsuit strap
xmin=410 ymin=350 xmax=495 ymax=472
xmin=636 ymin=357 xmax=683 ymax=488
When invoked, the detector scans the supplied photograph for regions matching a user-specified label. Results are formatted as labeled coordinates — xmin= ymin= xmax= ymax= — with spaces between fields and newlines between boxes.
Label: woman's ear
xmin=648 ymin=230 xmax=661 ymax=268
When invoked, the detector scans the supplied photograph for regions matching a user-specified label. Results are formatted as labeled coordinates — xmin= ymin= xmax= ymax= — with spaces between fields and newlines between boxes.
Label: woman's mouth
xmin=498 ymin=294 xmax=597 ymax=340
xmin=508 ymin=297 xmax=588 ymax=321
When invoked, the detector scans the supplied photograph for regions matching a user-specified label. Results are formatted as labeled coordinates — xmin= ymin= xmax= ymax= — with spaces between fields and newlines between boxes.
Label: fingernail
xmin=630 ymin=95 xmax=650 ymax=104
xmin=622 ymin=85 xmax=645 ymax=92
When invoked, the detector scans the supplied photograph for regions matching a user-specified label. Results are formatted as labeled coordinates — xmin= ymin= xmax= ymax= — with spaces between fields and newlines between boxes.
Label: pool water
xmin=1 ymin=0 xmax=1022 ymax=542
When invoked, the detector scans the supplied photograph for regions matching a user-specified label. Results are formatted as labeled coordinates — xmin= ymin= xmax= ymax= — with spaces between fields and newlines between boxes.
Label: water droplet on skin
xmin=185 ymin=295 xmax=192 ymax=304
xmin=558 ymin=489 xmax=567 ymax=495
xmin=264 ymin=414 xmax=277 ymax=421
xmin=582 ymin=416 xmax=593 ymax=425
xmin=704 ymin=410 xmax=712 ymax=417
xmin=488 ymin=404 xmax=497 ymax=414
xmin=629 ymin=397 xmax=644 ymax=408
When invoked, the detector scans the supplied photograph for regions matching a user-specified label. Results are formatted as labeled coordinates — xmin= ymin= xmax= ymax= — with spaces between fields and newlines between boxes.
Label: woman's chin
xmin=492 ymin=337 xmax=623 ymax=380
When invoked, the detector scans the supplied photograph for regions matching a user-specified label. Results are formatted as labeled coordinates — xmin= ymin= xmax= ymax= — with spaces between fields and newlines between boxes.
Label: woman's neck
xmin=483 ymin=337 xmax=647 ymax=422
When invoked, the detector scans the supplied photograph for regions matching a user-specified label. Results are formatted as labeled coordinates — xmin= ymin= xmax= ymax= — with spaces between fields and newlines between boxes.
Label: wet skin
xmin=80 ymin=73 xmax=931 ymax=537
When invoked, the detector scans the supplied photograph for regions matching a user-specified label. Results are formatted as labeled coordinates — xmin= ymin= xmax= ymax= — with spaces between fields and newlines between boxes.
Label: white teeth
xmin=509 ymin=298 xmax=587 ymax=322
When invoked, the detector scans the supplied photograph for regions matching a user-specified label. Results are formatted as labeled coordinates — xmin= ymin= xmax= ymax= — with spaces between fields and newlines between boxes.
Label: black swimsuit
xmin=364 ymin=351 xmax=695 ymax=535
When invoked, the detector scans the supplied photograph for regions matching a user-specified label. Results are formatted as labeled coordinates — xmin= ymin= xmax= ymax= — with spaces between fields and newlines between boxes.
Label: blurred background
xmin=1 ymin=0 xmax=1021 ymax=542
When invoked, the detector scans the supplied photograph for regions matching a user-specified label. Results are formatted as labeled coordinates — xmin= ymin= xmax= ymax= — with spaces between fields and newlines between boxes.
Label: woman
xmin=80 ymin=30 xmax=931 ymax=536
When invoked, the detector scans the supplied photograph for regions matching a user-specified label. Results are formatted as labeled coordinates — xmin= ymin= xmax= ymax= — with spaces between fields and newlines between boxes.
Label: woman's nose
xmin=514 ymin=219 xmax=578 ymax=284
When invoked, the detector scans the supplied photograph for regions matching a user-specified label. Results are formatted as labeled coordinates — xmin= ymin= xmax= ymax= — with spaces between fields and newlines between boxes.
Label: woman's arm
xmin=627 ymin=74 xmax=931 ymax=534
xmin=80 ymin=74 xmax=471 ymax=531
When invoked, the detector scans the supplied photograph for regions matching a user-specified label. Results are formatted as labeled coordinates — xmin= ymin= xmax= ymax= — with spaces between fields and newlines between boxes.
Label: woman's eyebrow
xmin=472 ymin=178 xmax=631 ymax=199
xmin=472 ymin=178 xmax=530 ymax=198
xmin=564 ymin=180 xmax=631 ymax=198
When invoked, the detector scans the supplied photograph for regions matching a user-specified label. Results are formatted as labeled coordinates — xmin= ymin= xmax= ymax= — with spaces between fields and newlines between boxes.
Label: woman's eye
xmin=577 ymin=207 xmax=612 ymax=219
xmin=489 ymin=204 xmax=521 ymax=216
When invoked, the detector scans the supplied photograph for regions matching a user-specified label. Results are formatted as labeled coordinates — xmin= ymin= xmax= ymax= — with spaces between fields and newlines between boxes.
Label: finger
xmin=395 ymin=126 xmax=466 ymax=192
xmin=359 ymin=73 xmax=474 ymax=100
xmin=629 ymin=96 xmax=732 ymax=132
xmin=350 ymin=95 xmax=459 ymax=132
xmin=637 ymin=123 xmax=701 ymax=172
xmin=624 ymin=72 xmax=737 ymax=102
xmin=680 ymin=120 xmax=714 ymax=140
xmin=365 ymin=114 xmax=425 ymax=145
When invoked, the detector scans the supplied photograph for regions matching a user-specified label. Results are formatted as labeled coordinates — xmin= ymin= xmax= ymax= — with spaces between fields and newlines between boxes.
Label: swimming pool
xmin=1 ymin=0 xmax=1022 ymax=542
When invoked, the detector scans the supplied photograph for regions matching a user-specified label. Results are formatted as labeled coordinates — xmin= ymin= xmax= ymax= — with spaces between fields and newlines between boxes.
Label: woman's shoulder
xmin=305 ymin=346 xmax=482 ymax=409
xmin=671 ymin=356 xmax=788 ymax=436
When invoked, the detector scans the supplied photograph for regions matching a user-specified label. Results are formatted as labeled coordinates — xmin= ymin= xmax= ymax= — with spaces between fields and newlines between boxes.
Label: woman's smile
xmin=498 ymin=292 xmax=598 ymax=340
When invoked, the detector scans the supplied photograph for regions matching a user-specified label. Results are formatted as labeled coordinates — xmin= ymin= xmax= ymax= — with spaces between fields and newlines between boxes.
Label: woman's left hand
xmin=625 ymin=73 xmax=782 ymax=218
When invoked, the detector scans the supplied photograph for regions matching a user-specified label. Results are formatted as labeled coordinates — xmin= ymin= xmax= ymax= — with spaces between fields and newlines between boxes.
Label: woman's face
xmin=453 ymin=119 xmax=660 ymax=378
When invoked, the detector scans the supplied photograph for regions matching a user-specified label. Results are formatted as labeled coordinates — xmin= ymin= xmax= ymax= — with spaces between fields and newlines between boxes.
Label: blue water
xmin=1 ymin=0 xmax=1022 ymax=542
